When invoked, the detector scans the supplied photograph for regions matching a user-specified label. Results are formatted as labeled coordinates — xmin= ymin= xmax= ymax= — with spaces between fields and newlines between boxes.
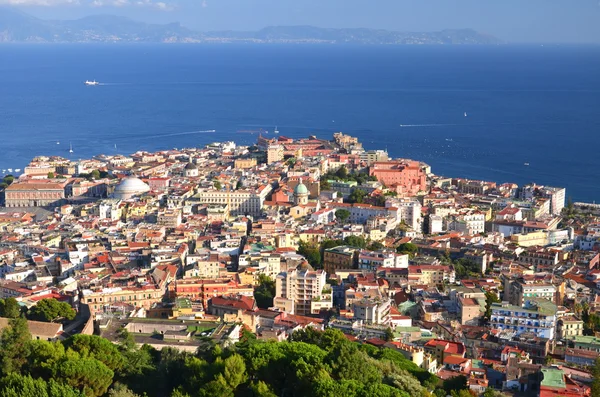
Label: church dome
xmin=184 ymin=162 xmax=197 ymax=170
xmin=113 ymin=176 xmax=150 ymax=199
xmin=294 ymin=180 xmax=308 ymax=196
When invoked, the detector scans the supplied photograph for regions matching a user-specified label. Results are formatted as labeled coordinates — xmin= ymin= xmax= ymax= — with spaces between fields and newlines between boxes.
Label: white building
xmin=429 ymin=214 xmax=443 ymax=234
xmin=274 ymin=269 xmax=332 ymax=315
xmin=352 ymin=297 xmax=391 ymax=325
xmin=358 ymin=250 xmax=408 ymax=270
xmin=448 ymin=212 xmax=485 ymax=235
xmin=196 ymin=185 xmax=272 ymax=217
xmin=490 ymin=299 xmax=557 ymax=340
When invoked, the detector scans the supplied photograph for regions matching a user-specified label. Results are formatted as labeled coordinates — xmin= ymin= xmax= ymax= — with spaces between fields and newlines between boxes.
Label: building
xmin=369 ymin=160 xmax=427 ymax=196
xmin=407 ymin=265 xmax=455 ymax=285
xmin=4 ymin=181 xmax=66 ymax=207
xmin=293 ymin=179 xmax=309 ymax=206
xmin=424 ymin=339 xmax=466 ymax=364
xmin=274 ymin=269 xmax=332 ymax=316
xmin=358 ymin=250 xmax=408 ymax=271
xmin=196 ymin=185 xmax=272 ymax=217
xmin=458 ymin=297 xmax=484 ymax=325
xmin=323 ymin=246 xmax=359 ymax=274
xmin=508 ymin=279 xmax=557 ymax=307
xmin=184 ymin=161 xmax=199 ymax=177
xmin=352 ymin=297 xmax=391 ymax=325
xmin=490 ymin=300 xmax=557 ymax=340
xmin=0 ymin=317 xmax=64 ymax=341
xmin=557 ymin=316 xmax=584 ymax=340
xmin=267 ymin=144 xmax=284 ymax=164
xmin=112 ymin=176 xmax=150 ymax=200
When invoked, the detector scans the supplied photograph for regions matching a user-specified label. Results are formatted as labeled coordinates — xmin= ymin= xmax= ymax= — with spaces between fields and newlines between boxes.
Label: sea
xmin=1 ymin=44 xmax=599 ymax=202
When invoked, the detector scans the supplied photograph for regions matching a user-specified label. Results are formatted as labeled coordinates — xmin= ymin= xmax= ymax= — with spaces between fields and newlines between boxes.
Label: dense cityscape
xmin=0 ymin=131 xmax=599 ymax=396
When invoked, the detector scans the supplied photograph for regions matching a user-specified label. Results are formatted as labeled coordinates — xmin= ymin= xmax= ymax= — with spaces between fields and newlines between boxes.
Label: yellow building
xmin=510 ymin=231 xmax=547 ymax=247
xmin=234 ymin=158 xmax=258 ymax=169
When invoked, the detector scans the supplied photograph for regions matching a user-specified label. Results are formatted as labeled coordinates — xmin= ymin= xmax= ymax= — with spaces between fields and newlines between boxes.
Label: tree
xmin=0 ymin=373 xmax=84 ymax=397
xmin=91 ymin=170 xmax=101 ymax=180
xmin=383 ymin=327 xmax=394 ymax=342
xmin=442 ymin=375 xmax=468 ymax=394
xmin=484 ymin=291 xmax=500 ymax=321
xmin=336 ymin=166 xmax=348 ymax=179
xmin=254 ymin=274 xmax=276 ymax=309
xmin=28 ymin=298 xmax=76 ymax=323
xmin=298 ymin=242 xmax=321 ymax=267
xmin=2 ymin=175 xmax=15 ymax=186
xmin=347 ymin=189 xmax=367 ymax=204
xmin=367 ymin=241 xmax=385 ymax=251
xmin=63 ymin=334 xmax=125 ymax=372
xmin=222 ymin=354 xmax=247 ymax=389
xmin=592 ymin=357 xmax=600 ymax=397
xmin=396 ymin=243 xmax=418 ymax=256
xmin=335 ymin=209 xmax=351 ymax=223
xmin=0 ymin=298 xmax=22 ymax=318
xmin=235 ymin=180 xmax=243 ymax=190
xmin=344 ymin=235 xmax=367 ymax=249
xmin=0 ymin=317 xmax=31 ymax=375
xmin=47 ymin=172 xmax=55 ymax=179
xmin=214 ymin=180 xmax=222 ymax=190
xmin=56 ymin=358 xmax=114 ymax=397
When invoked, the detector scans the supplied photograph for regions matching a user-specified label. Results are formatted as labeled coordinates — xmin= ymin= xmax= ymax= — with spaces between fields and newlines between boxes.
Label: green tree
xmin=0 ymin=373 xmax=84 ymax=397
xmin=336 ymin=166 xmax=348 ymax=179
xmin=0 ymin=317 xmax=31 ymax=375
xmin=28 ymin=299 xmax=76 ymax=323
xmin=592 ymin=357 xmax=600 ymax=397
xmin=335 ymin=209 xmax=351 ymax=222
xmin=55 ymin=358 xmax=114 ymax=397
xmin=108 ymin=383 xmax=142 ymax=397
xmin=484 ymin=291 xmax=500 ymax=320
xmin=298 ymin=242 xmax=321 ymax=267
xmin=344 ymin=235 xmax=367 ymax=249
xmin=0 ymin=298 xmax=22 ymax=318
xmin=347 ymin=189 xmax=367 ymax=204
xmin=254 ymin=274 xmax=276 ymax=309
xmin=443 ymin=375 xmax=468 ymax=394
xmin=396 ymin=243 xmax=418 ymax=256
xmin=367 ymin=241 xmax=385 ymax=251
xmin=47 ymin=172 xmax=55 ymax=179
xmin=214 ymin=180 xmax=222 ymax=190
xmin=383 ymin=327 xmax=394 ymax=342
xmin=63 ymin=334 xmax=125 ymax=372
xmin=2 ymin=175 xmax=15 ymax=186
xmin=91 ymin=170 xmax=101 ymax=180
xmin=222 ymin=354 xmax=247 ymax=389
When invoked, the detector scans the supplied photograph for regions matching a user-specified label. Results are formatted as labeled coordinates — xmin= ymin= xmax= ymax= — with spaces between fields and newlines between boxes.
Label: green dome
xmin=294 ymin=180 xmax=308 ymax=195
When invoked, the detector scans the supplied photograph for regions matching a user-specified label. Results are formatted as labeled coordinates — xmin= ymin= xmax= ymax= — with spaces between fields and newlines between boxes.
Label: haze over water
xmin=1 ymin=44 xmax=599 ymax=202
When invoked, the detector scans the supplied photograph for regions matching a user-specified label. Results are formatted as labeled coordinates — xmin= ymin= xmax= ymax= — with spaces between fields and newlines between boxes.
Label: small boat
xmin=85 ymin=80 xmax=99 ymax=86
xmin=524 ymin=162 xmax=530 ymax=166
xmin=14 ymin=169 xmax=21 ymax=173
xmin=7 ymin=169 xmax=12 ymax=173
xmin=56 ymin=141 xmax=60 ymax=145
xmin=464 ymin=112 xmax=468 ymax=117
xmin=274 ymin=126 xmax=279 ymax=134
xmin=69 ymin=142 xmax=74 ymax=153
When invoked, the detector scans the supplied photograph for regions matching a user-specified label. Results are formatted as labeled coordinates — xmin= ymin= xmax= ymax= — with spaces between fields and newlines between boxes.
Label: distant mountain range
xmin=0 ymin=7 xmax=503 ymax=44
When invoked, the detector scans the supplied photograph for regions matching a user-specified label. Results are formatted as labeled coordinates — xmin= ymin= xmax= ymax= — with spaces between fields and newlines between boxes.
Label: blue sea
xmin=1 ymin=44 xmax=599 ymax=202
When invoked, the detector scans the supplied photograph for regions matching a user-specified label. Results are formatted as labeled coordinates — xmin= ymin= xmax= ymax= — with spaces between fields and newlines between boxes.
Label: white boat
xmin=464 ymin=112 xmax=468 ymax=117
xmin=7 ymin=169 xmax=12 ymax=173
xmin=69 ymin=142 xmax=74 ymax=153
xmin=524 ymin=162 xmax=530 ymax=166
xmin=14 ymin=169 xmax=21 ymax=173
xmin=274 ymin=126 xmax=279 ymax=134
xmin=56 ymin=141 xmax=60 ymax=145
xmin=85 ymin=80 xmax=99 ymax=86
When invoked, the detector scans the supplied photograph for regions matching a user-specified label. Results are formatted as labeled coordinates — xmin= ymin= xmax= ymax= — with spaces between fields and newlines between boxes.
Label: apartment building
xmin=490 ymin=299 xmax=557 ymax=340
xmin=274 ymin=269 xmax=332 ymax=316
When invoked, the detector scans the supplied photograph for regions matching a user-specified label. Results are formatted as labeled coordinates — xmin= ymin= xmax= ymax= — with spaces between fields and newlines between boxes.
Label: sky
xmin=3 ymin=0 xmax=600 ymax=43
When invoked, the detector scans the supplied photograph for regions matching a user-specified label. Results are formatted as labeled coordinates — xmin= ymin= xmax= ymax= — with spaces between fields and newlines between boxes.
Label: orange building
xmin=369 ymin=161 xmax=427 ymax=196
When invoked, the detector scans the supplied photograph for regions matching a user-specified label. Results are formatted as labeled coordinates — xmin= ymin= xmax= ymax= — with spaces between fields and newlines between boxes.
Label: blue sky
xmin=5 ymin=0 xmax=600 ymax=43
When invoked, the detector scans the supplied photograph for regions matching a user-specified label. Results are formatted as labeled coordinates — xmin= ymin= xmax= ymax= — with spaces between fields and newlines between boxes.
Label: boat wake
xmin=399 ymin=123 xmax=461 ymax=128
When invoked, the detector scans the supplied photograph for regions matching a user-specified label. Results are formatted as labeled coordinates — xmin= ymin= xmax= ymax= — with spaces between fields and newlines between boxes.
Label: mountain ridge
xmin=0 ymin=7 xmax=503 ymax=44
